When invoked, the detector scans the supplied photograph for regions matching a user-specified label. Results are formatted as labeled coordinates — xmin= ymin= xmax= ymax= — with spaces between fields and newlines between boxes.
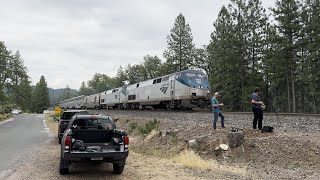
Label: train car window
xmin=128 ymin=95 xmax=136 ymax=100
xmin=197 ymin=74 xmax=206 ymax=78
xmin=136 ymin=83 xmax=139 ymax=88
xmin=157 ymin=78 xmax=161 ymax=83
xmin=186 ymin=73 xmax=196 ymax=78
xmin=162 ymin=76 xmax=169 ymax=81
xmin=153 ymin=79 xmax=156 ymax=84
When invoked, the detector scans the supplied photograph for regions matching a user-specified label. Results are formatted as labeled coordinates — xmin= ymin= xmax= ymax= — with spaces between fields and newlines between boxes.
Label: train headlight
xmin=193 ymin=89 xmax=195 ymax=92
xmin=207 ymin=91 xmax=210 ymax=93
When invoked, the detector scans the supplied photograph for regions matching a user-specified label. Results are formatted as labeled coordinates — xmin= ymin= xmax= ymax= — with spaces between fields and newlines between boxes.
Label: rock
xmin=160 ymin=129 xmax=171 ymax=137
xmin=220 ymin=144 xmax=229 ymax=151
xmin=188 ymin=139 xmax=197 ymax=147
xmin=215 ymin=144 xmax=229 ymax=151
xmin=174 ymin=129 xmax=179 ymax=133
xmin=249 ymin=141 xmax=256 ymax=147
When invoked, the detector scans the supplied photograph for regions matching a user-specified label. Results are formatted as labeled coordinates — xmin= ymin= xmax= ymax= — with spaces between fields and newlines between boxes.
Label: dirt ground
xmin=4 ymin=111 xmax=320 ymax=179
xmin=4 ymin=137 xmax=249 ymax=180
xmin=102 ymin=110 xmax=320 ymax=180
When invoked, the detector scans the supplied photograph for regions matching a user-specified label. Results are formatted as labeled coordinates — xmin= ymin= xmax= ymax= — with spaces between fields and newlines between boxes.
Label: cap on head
xmin=214 ymin=92 xmax=220 ymax=97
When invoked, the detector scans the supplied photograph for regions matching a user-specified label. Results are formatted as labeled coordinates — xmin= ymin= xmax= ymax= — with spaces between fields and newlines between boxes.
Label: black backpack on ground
xmin=262 ymin=126 xmax=273 ymax=133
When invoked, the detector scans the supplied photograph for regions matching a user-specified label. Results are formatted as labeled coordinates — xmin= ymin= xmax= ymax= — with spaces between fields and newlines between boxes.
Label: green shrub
xmin=128 ymin=122 xmax=138 ymax=134
xmin=170 ymin=132 xmax=178 ymax=144
xmin=0 ymin=104 xmax=17 ymax=113
xmin=138 ymin=119 xmax=160 ymax=135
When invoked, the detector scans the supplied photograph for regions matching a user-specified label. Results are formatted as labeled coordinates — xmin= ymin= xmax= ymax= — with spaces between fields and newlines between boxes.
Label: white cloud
xmin=0 ymin=0 xmax=275 ymax=89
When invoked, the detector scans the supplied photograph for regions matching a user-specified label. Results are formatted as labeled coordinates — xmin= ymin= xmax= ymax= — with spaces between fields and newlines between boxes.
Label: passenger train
xmin=59 ymin=69 xmax=211 ymax=110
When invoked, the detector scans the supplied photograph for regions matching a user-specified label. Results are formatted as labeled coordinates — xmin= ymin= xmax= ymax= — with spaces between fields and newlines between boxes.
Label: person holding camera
xmin=251 ymin=87 xmax=265 ymax=130
xmin=211 ymin=92 xmax=225 ymax=130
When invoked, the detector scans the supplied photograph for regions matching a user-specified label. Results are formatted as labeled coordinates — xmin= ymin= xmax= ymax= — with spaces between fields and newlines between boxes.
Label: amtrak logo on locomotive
xmin=160 ymin=86 xmax=168 ymax=94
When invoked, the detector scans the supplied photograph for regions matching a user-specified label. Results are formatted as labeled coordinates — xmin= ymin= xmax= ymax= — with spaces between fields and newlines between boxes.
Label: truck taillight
xmin=65 ymin=136 xmax=71 ymax=146
xmin=124 ymin=135 xmax=129 ymax=145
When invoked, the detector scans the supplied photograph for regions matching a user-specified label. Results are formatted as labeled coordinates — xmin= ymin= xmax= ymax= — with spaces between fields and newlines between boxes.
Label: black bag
xmin=262 ymin=126 xmax=273 ymax=133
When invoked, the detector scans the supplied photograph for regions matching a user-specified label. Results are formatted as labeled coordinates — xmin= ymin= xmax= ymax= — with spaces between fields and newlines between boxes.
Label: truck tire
xmin=59 ymin=158 xmax=69 ymax=175
xmin=113 ymin=163 xmax=125 ymax=174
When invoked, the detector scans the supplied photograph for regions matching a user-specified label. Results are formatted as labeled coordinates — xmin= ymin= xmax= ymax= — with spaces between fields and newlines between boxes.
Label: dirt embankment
xmin=102 ymin=110 xmax=320 ymax=180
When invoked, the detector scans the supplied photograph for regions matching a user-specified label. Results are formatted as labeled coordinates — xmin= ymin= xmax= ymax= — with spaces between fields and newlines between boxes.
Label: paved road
xmin=0 ymin=114 xmax=49 ymax=173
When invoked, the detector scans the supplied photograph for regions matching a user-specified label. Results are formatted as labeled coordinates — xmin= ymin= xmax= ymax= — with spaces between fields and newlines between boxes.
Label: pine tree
xmin=272 ymin=0 xmax=302 ymax=112
xmin=193 ymin=47 xmax=209 ymax=75
xmin=10 ymin=51 xmax=28 ymax=106
xmin=32 ymin=76 xmax=50 ymax=113
xmin=79 ymin=81 xmax=92 ymax=96
xmin=300 ymin=0 xmax=320 ymax=113
xmin=164 ymin=13 xmax=195 ymax=72
xmin=18 ymin=77 xmax=32 ymax=111
xmin=0 ymin=41 xmax=12 ymax=91
xmin=208 ymin=5 xmax=240 ymax=111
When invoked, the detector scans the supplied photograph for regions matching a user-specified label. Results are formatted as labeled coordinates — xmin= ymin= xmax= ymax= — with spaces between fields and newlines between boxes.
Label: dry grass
xmin=173 ymin=150 xmax=218 ymax=171
xmin=173 ymin=150 xmax=248 ymax=177
xmin=145 ymin=129 xmax=159 ymax=141
xmin=0 ymin=113 xmax=11 ymax=122
xmin=44 ymin=112 xmax=58 ymax=135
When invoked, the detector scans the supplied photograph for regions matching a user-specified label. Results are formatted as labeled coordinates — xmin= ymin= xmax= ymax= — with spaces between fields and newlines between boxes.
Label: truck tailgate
xmin=64 ymin=150 xmax=129 ymax=162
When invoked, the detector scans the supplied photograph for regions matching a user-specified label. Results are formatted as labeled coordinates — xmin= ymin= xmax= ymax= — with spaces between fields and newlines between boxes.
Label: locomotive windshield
xmin=177 ymin=71 xmax=210 ymax=89
xmin=185 ymin=72 xmax=207 ymax=79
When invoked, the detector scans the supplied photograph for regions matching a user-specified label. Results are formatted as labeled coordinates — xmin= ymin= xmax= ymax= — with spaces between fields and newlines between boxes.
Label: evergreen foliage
xmin=0 ymin=42 xmax=32 ymax=111
xmin=31 ymin=76 xmax=50 ymax=113
xmin=163 ymin=13 xmax=195 ymax=72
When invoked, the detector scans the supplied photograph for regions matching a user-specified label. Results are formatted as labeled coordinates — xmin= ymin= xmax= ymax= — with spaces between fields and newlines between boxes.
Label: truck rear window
xmin=61 ymin=112 xmax=89 ymax=120
xmin=72 ymin=119 xmax=114 ymax=130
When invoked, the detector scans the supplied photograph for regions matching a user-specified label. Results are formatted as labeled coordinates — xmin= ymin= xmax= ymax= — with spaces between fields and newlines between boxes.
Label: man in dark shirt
xmin=251 ymin=87 xmax=264 ymax=130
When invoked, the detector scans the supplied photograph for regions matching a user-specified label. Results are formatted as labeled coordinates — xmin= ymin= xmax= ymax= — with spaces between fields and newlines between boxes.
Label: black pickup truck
xmin=59 ymin=115 xmax=129 ymax=175
xmin=58 ymin=110 xmax=89 ymax=144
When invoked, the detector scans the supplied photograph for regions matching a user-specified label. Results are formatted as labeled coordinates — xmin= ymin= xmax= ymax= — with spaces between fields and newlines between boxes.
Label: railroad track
xmin=82 ymin=108 xmax=320 ymax=116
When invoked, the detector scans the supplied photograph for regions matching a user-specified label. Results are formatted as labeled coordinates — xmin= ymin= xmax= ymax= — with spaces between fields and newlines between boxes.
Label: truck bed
xmin=72 ymin=129 xmax=115 ymax=143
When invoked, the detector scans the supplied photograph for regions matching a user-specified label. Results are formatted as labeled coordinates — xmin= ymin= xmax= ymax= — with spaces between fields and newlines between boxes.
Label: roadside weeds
xmin=0 ymin=114 xmax=12 ymax=122
xmin=44 ymin=113 xmax=58 ymax=135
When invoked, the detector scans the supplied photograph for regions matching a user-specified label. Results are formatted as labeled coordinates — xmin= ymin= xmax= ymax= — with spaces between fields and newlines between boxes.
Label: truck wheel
xmin=113 ymin=163 xmax=125 ymax=174
xmin=59 ymin=158 xmax=69 ymax=175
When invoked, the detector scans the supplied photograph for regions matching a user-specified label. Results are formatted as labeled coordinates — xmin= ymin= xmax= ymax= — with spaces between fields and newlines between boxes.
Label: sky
xmin=0 ymin=0 xmax=275 ymax=89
